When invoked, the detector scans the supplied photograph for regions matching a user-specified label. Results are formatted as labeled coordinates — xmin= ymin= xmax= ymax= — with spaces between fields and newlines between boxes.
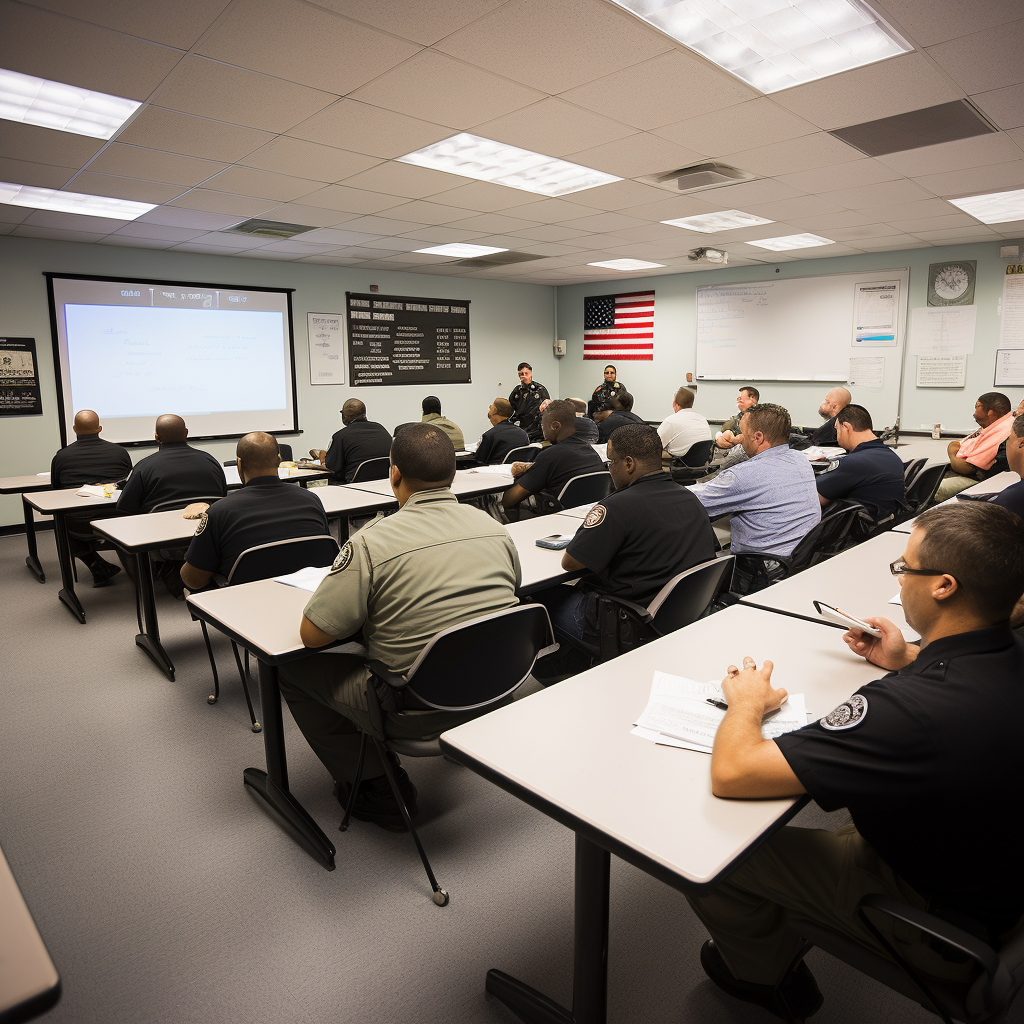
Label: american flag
xmin=583 ymin=291 xmax=655 ymax=360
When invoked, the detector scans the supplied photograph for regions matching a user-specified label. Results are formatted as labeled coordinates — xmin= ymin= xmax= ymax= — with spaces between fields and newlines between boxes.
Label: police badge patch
xmin=330 ymin=541 xmax=354 ymax=574
xmin=194 ymin=512 xmax=208 ymax=536
xmin=583 ymin=504 xmax=607 ymax=528
xmin=820 ymin=694 xmax=868 ymax=731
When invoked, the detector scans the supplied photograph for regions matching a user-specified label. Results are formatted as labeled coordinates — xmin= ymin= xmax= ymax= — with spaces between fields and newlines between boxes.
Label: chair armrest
xmin=365 ymin=659 xmax=407 ymax=690
xmin=595 ymin=593 xmax=653 ymax=623
xmin=596 ymin=594 xmax=654 ymax=660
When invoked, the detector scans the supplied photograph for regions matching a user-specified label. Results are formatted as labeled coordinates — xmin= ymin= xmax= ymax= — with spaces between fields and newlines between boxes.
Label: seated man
xmin=595 ymin=391 xmax=644 ymax=442
xmin=475 ymin=398 xmax=530 ymax=465
xmin=420 ymin=395 xmax=464 ymax=449
xmin=117 ymin=414 xmax=226 ymax=514
xmin=689 ymin=403 xmax=821 ymax=557
xmin=503 ymin=399 xmax=605 ymax=518
xmin=993 ymin=410 xmax=1024 ymax=518
xmin=715 ymin=385 xmax=759 ymax=450
xmin=535 ymin=423 xmax=716 ymax=676
xmin=658 ymin=386 xmax=712 ymax=459
xmin=588 ymin=363 xmax=625 ymax=417
xmin=278 ymin=425 xmax=521 ymax=830
xmin=792 ymin=387 xmax=851 ymax=449
xmin=935 ymin=392 xmax=1014 ymax=501
xmin=815 ymin=405 xmax=905 ymax=524
xmin=569 ymin=398 xmax=600 ymax=443
xmin=180 ymin=432 xmax=329 ymax=590
xmin=685 ymin=501 xmax=1024 ymax=1022
xmin=50 ymin=408 xmax=133 ymax=586
xmin=319 ymin=399 xmax=392 ymax=483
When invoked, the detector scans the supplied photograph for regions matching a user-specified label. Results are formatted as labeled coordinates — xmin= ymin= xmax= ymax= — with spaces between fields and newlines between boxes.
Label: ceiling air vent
xmin=640 ymin=161 xmax=755 ymax=194
xmin=227 ymin=218 xmax=316 ymax=239
xmin=453 ymin=251 xmax=545 ymax=269
xmin=829 ymin=100 xmax=998 ymax=157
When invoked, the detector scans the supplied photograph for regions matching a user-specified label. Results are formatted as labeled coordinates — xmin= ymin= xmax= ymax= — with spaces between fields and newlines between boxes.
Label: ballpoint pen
xmin=705 ymin=698 xmax=729 ymax=711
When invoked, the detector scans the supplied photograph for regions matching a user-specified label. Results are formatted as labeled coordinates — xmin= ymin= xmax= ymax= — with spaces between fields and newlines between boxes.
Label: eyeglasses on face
xmin=889 ymin=557 xmax=959 ymax=585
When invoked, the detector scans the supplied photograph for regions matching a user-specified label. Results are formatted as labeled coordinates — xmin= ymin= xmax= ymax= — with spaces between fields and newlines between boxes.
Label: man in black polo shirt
xmin=502 ymin=399 xmax=604 ymax=518
xmin=117 ymin=414 xmax=226 ymax=514
xmin=535 ymin=423 xmax=716 ymax=675
xmin=815 ymin=404 xmax=905 ymax=524
xmin=508 ymin=362 xmax=549 ymax=441
xmin=792 ymin=386 xmax=850 ymax=449
xmin=570 ymin=398 xmax=600 ymax=443
xmin=50 ymin=408 xmax=133 ymax=586
xmin=474 ymin=398 xmax=530 ymax=465
xmin=595 ymin=391 xmax=644 ymax=442
xmin=318 ymin=399 xmax=392 ymax=483
xmin=684 ymin=501 xmax=1024 ymax=1022
xmin=993 ymin=410 xmax=1024 ymax=519
xmin=180 ymin=432 xmax=328 ymax=589
xmin=588 ymin=363 xmax=625 ymax=416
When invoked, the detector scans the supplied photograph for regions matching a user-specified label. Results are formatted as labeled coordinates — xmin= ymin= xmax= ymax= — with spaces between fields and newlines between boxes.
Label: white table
xmin=893 ymin=470 xmax=1020 ymax=533
xmin=222 ymin=465 xmax=329 ymax=488
xmin=0 ymin=473 xmax=53 ymax=583
xmin=504 ymin=513 xmax=583 ymax=594
xmin=314 ymin=485 xmax=398 ymax=520
xmin=440 ymin=604 xmax=881 ymax=1024
xmin=346 ymin=469 xmax=513 ymax=501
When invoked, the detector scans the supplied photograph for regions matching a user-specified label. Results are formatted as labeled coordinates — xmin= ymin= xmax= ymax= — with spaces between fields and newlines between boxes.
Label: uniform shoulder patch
xmin=330 ymin=541 xmax=354 ymax=574
xmin=820 ymin=694 xmax=868 ymax=731
xmin=583 ymin=504 xmax=607 ymax=528
xmin=194 ymin=512 xmax=208 ymax=536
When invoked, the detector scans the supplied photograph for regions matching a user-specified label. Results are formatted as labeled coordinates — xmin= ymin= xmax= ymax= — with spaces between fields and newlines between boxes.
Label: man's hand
xmin=842 ymin=616 xmax=918 ymax=671
xmin=947 ymin=439 xmax=961 ymax=457
xmin=310 ymin=448 xmax=327 ymax=466
xmin=182 ymin=502 xmax=210 ymax=520
xmin=510 ymin=461 xmax=529 ymax=478
xmin=717 ymin=430 xmax=736 ymax=448
xmin=721 ymin=657 xmax=788 ymax=716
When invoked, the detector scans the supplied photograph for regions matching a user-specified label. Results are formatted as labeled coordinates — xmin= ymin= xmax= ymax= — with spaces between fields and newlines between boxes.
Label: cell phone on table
xmin=813 ymin=600 xmax=882 ymax=638
xmin=955 ymin=492 xmax=996 ymax=503
xmin=535 ymin=534 xmax=574 ymax=550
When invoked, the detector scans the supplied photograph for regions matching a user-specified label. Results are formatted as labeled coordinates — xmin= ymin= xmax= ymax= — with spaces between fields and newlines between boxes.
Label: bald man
xmin=50 ymin=409 xmax=133 ymax=586
xmin=318 ymin=399 xmax=392 ymax=483
xmin=117 ymin=414 xmax=226 ymax=515
xmin=794 ymin=387 xmax=851 ymax=450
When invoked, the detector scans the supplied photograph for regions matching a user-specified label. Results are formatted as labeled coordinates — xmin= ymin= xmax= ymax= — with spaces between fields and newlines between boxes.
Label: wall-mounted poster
xmin=927 ymin=260 xmax=976 ymax=306
xmin=307 ymin=312 xmax=345 ymax=385
xmin=0 ymin=337 xmax=42 ymax=416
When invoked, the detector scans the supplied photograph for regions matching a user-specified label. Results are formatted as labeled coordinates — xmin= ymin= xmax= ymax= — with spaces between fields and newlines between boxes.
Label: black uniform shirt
xmin=777 ymin=624 xmax=1024 ymax=938
xmin=567 ymin=472 xmax=716 ymax=605
xmin=50 ymin=433 xmax=133 ymax=489
xmin=325 ymin=419 xmax=392 ymax=483
xmin=588 ymin=379 xmax=625 ymax=416
xmin=516 ymin=433 xmax=604 ymax=499
xmin=598 ymin=409 xmax=645 ymax=443
xmin=475 ymin=418 xmax=531 ymax=465
xmin=801 ymin=414 xmax=838 ymax=448
xmin=508 ymin=380 xmax=550 ymax=440
xmin=184 ymin=476 xmax=329 ymax=579
xmin=815 ymin=439 xmax=905 ymax=519
xmin=574 ymin=415 xmax=600 ymax=443
xmin=992 ymin=480 xmax=1024 ymax=519
xmin=117 ymin=441 xmax=227 ymax=514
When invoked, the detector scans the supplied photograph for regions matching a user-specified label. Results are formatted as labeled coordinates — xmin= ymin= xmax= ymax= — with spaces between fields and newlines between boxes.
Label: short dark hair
xmin=978 ymin=392 xmax=1011 ymax=417
xmin=1013 ymin=413 xmax=1024 ymax=439
xmin=390 ymin=423 xmax=456 ymax=486
xmin=422 ymin=395 xmax=441 ymax=415
xmin=543 ymin=399 xmax=577 ymax=427
xmin=604 ymin=364 xmax=616 ymax=372
xmin=740 ymin=386 xmax=759 ymax=401
xmin=492 ymin=398 xmax=513 ymax=418
xmin=517 ymin=361 xmax=532 ymax=372
xmin=341 ymin=398 xmax=366 ymax=422
xmin=674 ymin=386 xmax=695 ymax=409
xmin=236 ymin=431 xmax=280 ymax=472
xmin=915 ymin=502 xmax=1024 ymax=621
xmin=617 ymin=391 xmax=635 ymax=412
xmin=608 ymin=423 xmax=662 ymax=469
xmin=741 ymin=403 xmax=791 ymax=446
xmin=837 ymin=404 xmax=873 ymax=432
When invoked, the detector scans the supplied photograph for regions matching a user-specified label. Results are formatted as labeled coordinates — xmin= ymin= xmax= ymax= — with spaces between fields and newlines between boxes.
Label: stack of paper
xmin=464 ymin=464 xmax=515 ymax=477
xmin=274 ymin=565 xmax=331 ymax=592
xmin=802 ymin=446 xmax=844 ymax=462
xmin=632 ymin=671 xmax=809 ymax=753
xmin=76 ymin=485 xmax=118 ymax=498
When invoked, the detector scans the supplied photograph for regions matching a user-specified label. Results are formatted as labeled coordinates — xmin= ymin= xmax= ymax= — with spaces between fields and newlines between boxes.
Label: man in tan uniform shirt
xmin=279 ymin=423 xmax=520 ymax=830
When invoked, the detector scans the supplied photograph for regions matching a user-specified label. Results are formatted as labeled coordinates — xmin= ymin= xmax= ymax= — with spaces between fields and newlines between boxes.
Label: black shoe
xmin=163 ymin=571 xmax=186 ymax=600
xmin=87 ymin=557 xmax=121 ymax=587
xmin=700 ymin=940 xmax=823 ymax=1023
xmin=334 ymin=760 xmax=417 ymax=833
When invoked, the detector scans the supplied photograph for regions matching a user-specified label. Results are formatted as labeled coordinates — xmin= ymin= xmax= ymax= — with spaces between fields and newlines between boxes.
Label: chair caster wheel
xmin=207 ymin=695 xmax=217 ymax=704
xmin=432 ymin=889 xmax=449 ymax=907
xmin=251 ymin=722 xmax=262 ymax=733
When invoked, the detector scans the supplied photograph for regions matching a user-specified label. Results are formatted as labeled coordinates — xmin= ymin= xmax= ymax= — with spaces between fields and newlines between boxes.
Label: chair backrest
xmin=278 ymin=443 xmax=293 ymax=462
xmin=905 ymin=463 xmax=946 ymax=512
xmin=557 ymin=470 xmax=614 ymax=506
xmin=350 ymin=456 xmax=391 ymax=483
xmin=502 ymin=445 xmax=539 ymax=464
xmin=149 ymin=495 xmax=223 ymax=514
xmin=678 ymin=438 xmax=716 ymax=468
xmin=789 ymin=505 xmax=861 ymax=571
xmin=227 ymin=535 xmax=340 ymax=586
xmin=648 ymin=556 xmax=735 ymax=634
xmin=402 ymin=605 xmax=556 ymax=711
xmin=903 ymin=457 xmax=927 ymax=488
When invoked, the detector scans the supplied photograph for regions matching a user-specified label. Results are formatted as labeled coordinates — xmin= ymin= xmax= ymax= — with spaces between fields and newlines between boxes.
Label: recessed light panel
xmin=398 ymin=133 xmax=621 ymax=197
xmin=747 ymin=232 xmax=834 ymax=251
xmin=607 ymin=0 xmax=912 ymax=94
xmin=0 ymin=181 xmax=156 ymax=220
xmin=948 ymin=188 xmax=1024 ymax=225
xmin=587 ymin=258 xmax=666 ymax=271
xmin=413 ymin=243 xmax=510 ymax=257
xmin=0 ymin=68 xmax=142 ymax=139
xmin=662 ymin=209 xmax=773 ymax=233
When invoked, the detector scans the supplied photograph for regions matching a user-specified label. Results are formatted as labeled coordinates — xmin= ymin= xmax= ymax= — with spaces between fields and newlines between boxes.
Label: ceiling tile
xmin=743 ymin=195 xmax=849 ymax=220
xmin=618 ymin=194 xmax=735 ymax=223
xmin=293 ymin=254 xmax=364 ymax=265
xmin=606 ymin=223 xmax=697 ymax=244
xmin=420 ymin=180 xmax=541 ymax=212
xmin=13 ymin=225 xmax=108 ymax=242
xmin=788 ymin=210 xmax=882 ymax=230
xmin=877 ymin=133 xmax=1023 ymax=177
xmin=887 ymin=213 xmax=980 ymax=232
xmin=338 ymin=161 xmax=467 ymax=199
xmin=653 ymin=98 xmax=817 ymax=155
xmin=1007 ymin=128 xmax=1024 ymax=150
xmin=971 ymin=84 xmax=1024 ymax=131
xmin=234 ymin=247 xmax=304 ymax=260
xmin=560 ymin=50 xmax=757 ymax=132
xmin=294 ymin=184 xmax=402 ymax=215
xmin=912 ymin=227 xmax=1000 ymax=241
xmin=87 ymin=144 xmax=227 ymax=186
xmin=203 ymin=166 xmax=327 ymax=202
xmin=0 ymin=157 xmax=74 ymax=189
xmin=819 ymin=178 xmax=935 ymax=209
xmin=252 ymin=239 xmax=342 ymax=254
xmin=167 ymin=188 xmax=278 ymax=217
xmin=169 ymin=241 xmax=252 ymax=254
xmin=114 ymin=108 xmax=274 ymax=164
xmin=21 ymin=0 xmax=232 ymax=49
xmin=514 ymin=240 xmax=589 ymax=257
xmin=96 ymin=235 xmax=175 ymax=249
xmin=854 ymin=235 xmax=933 ymax=250
xmin=445 ymin=213 xmax=539 ymax=233
xmin=571 ymin=179 xmax=672 ymax=211
xmin=66 ymin=172 xmax=187 ymax=203
xmin=913 ymin=160 xmax=1024 ymax=197
xmin=507 ymin=224 xmax=594 ymax=242
xmin=350 ymin=51 xmax=545 ymax=131
xmin=258 ymin=203 xmax=358 ymax=228
xmin=152 ymin=55 xmax=336 ymax=134
xmin=110 ymin=221 xmax=207 ymax=241
xmin=776 ymin=159 xmax=902 ymax=193
xmin=240 ymin=138 xmax=381 ymax=182
xmin=136 ymin=207 xmax=243 ymax=230
xmin=683 ymin=179 xmax=805 ymax=208
xmin=0 ymin=1 xmax=184 ymax=100
xmin=398 ymin=226 xmax=490 ymax=243
xmin=371 ymin=200 xmax=478 ymax=225
xmin=0 ymin=122 xmax=102 ymax=169
xmin=21 ymin=209 xmax=124 ymax=232
xmin=856 ymin=198 xmax=958 ymax=221
xmin=557 ymin=211 xmax=650 ymax=233
xmin=0 ymin=206 xmax=32 ymax=224
xmin=434 ymin=0 xmax=672 ymax=94
xmin=926 ymin=20 xmax=1024 ymax=94
xmin=565 ymin=133 xmax=703 ymax=178
xmin=824 ymin=222 xmax=903 ymax=241
xmin=336 ymin=215 xmax=429 ymax=235
xmin=876 ymin=0 xmax=1023 ymax=47
xmin=332 ymin=245 xmax=405 ymax=258
xmin=180 ymin=231 xmax=268 ymax=249
xmin=495 ymin=197 xmax=607 ymax=222
xmin=289 ymin=227 xmax=386 ymax=245
xmin=342 ymin=236 xmax=424 ymax=252
xmin=305 ymin=0 xmax=504 ymax=45
xmin=724 ymin=132 xmax=867 ymax=177
xmin=196 ymin=0 xmax=420 ymax=95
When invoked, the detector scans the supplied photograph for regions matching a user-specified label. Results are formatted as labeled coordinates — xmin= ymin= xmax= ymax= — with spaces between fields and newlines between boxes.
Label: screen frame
xmin=45 ymin=271 xmax=300 ymax=448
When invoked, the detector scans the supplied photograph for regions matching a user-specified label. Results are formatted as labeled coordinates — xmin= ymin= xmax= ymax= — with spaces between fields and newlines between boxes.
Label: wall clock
xmin=927 ymin=260 xmax=976 ymax=306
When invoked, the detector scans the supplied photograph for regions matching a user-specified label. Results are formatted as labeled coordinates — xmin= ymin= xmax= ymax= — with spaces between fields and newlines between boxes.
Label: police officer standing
xmin=588 ymin=364 xmax=625 ymax=416
xmin=508 ymin=362 xmax=549 ymax=441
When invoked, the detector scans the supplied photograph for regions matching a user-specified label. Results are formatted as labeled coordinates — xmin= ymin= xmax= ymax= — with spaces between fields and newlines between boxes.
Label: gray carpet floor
xmin=1 ymin=530 xmax=1016 ymax=1024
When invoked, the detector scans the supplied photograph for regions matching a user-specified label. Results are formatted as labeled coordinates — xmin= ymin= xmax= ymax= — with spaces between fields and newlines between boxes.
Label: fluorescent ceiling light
xmin=398 ymin=133 xmax=621 ymax=197
xmin=587 ymin=258 xmax=666 ymax=271
xmin=948 ymin=188 xmax=1024 ymax=225
xmin=606 ymin=0 xmax=912 ymax=94
xmin=0 ymin=182 xmax=156 ymax=220
xmin=747 ymin=232 xmax=834 ymax=251
xmin=0 ymin=68 xmax=142 ymax=139
xmin=662 ymin=209 xmax=774 ymax=233
xmin=413 ymin=243 xmax=509 ymax=258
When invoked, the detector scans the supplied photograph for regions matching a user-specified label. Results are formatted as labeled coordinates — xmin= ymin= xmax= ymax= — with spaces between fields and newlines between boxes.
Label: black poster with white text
xmin=0 ymin=337 xmax=42 ymax=416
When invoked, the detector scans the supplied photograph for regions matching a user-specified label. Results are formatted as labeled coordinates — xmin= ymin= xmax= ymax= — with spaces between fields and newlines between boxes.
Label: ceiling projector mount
xmin=688 ymin=247 xmax=728 ymax=264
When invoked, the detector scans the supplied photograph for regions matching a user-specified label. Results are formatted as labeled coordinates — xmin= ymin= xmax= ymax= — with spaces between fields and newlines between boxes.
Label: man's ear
xmin=390 ymin=463 xmax=401 ymax=486
xmin=932 ymin=575 xmax=959 ymax=602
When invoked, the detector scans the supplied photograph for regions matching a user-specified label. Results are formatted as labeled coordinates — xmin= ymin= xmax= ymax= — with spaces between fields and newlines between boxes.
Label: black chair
xmin=149 ymin=495 xmax=223 ymax=514
xmin=549 ymin=471 xmax=614 ymax=512
xmin=350 ymin=457 xmax=391 ymax=483
xmin=903 ymin=457 xmax=927 ymax=490
xmin=669 ymin=439 xmax=717 ymax=485
xmin=502 ymin=445 xmax=539 ymax=465
xmin=197 ymin=535 xmax=340 ymax=731
xmin=788 ymin=897 xmax=1024 ymax=1024
xmin=279 ymin=443 xmax=293 ymax=462
xmin=595 ymin=556 xmax=735 ymax=660
xmin=349 ymin=605 xmax=557 ymax=905
xmin=895 ymin=464 xmax=947 ymax=524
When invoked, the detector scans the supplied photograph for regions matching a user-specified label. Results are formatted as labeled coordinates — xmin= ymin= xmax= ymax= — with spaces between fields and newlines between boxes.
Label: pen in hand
xmin=706 ymin=698 xmax=729 ymax=711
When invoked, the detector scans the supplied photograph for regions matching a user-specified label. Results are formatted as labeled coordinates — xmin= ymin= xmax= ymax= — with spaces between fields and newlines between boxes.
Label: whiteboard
xmin=695 ymin=269 xmax=910 ymax=383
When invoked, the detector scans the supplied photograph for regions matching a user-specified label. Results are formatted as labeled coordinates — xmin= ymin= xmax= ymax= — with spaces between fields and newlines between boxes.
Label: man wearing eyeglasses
xmin=683 ymin=501 xmax=1024 ymax=1022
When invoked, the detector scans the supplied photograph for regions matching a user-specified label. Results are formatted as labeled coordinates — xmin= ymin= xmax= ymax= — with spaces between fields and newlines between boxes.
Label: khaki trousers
xmin=934 ymin=471 xmax=978 ymax=502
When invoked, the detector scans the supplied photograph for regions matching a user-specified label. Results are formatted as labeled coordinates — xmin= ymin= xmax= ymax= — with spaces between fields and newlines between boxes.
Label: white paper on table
xmin=76 ymin=485 xmax=118 ymax=498
xmin=908 ymin=306 xmax=976 ymax=355
xmin=274 ymin=565 xmax=331 ymax=592
xmin=803 ymin=446 xmax=844 ymax=462
xmin=464 ymin=464 xmax=514 ymax=477
xmin=37 ymin=472 xmax=50 ymax=478
xmin=463 ymin=441 xmax=479 ymax=453
xmin=630 ymin=725 xmax=711 ymax=753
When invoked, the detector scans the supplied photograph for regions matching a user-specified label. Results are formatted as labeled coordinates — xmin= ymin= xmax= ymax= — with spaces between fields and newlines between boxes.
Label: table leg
xmin=23 ymin=496 xmax=44 ymax=582
xmin=134 ymin=551 xmax=175 ymax=681
xmin=243 ymin=659 xmax=336 ymax=870
xmin=54 ymin=514 xmax=86 ymax=623
xmin=486 ymin=833 xmax=610 ymax=1024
